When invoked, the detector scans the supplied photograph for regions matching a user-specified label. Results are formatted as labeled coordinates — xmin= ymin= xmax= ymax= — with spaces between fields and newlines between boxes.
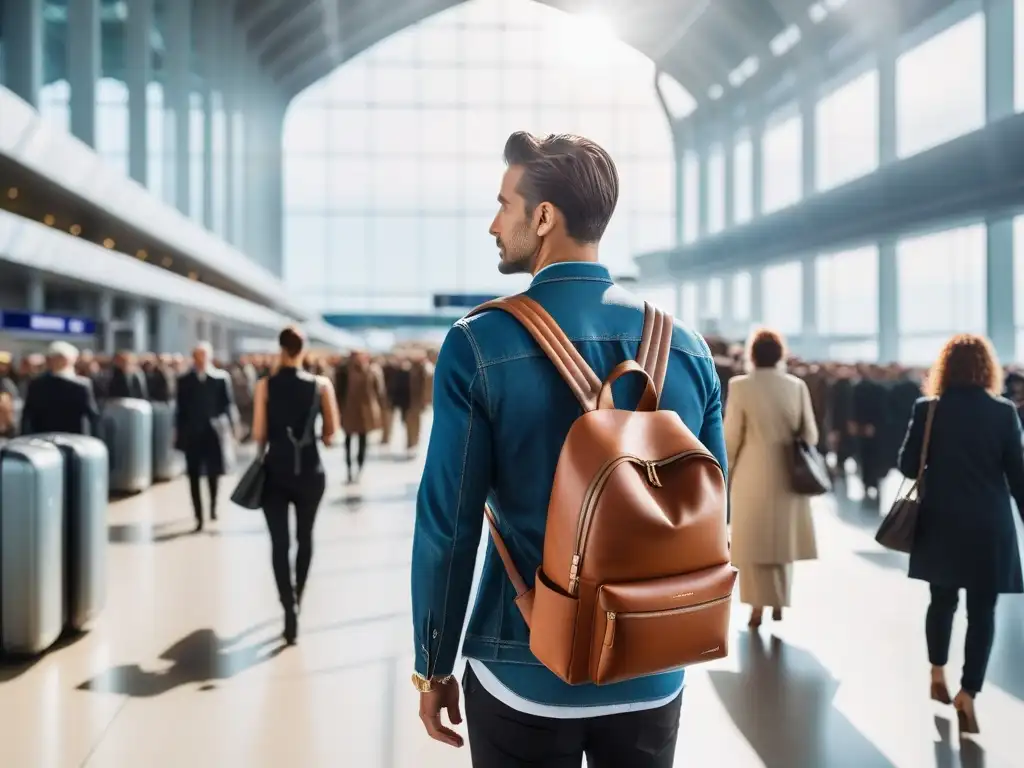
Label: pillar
xmin=164 ymin=0 xmax=192 ymax=214
xmin=750 ymin=116 xmax=765 ymax=219
xmin=696 ymin=137 xmax=709 ymax=240
xmin=799 ymin=71 xmax=819 ymax=357
xmin=67 ymin=0 xmax=100 ymax=147
xmin=130 ymin=302 xmax=149 ymax=354
xmin=126 ymin=0 xmax=153 ymax=186
xmin=26 ymin=274 xmax=45 ymax=313
xmin=985 ymin=0 xmax=1017 ymax=362
xmin=672 ymin=139 xmax=684 ymax=246
xmin=97 ymin=291 xmax=115 ymax=354
xmin=722 ymin=129 xmax=735 ymax=230
xmin=877 ymin=29 xmax=899 ymax=362
xmin=2 ymin=0 xmax=44 ymax=107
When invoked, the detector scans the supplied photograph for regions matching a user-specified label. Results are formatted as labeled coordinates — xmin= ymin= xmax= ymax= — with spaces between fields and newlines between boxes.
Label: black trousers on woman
xmin=262 ymin=471 xmax=327 ymax=610
xmin=345 ymin=432 xmax=367 ymax=478
xmin=926 ymin=584 xmax=999 ymax=695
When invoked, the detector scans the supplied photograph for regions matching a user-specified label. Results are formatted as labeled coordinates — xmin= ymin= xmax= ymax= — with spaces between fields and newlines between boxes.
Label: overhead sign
xmin=433 ymin=293 xmax=500 ymax=309
xmin=0 ymin=311 xmax=97 ymax=336
xmin=323 ymin=313 xmax=459 ymax=329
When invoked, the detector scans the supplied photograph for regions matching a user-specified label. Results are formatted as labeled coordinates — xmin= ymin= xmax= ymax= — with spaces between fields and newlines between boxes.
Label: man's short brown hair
xmin=503 ymin=131 xmax=619 ymax=243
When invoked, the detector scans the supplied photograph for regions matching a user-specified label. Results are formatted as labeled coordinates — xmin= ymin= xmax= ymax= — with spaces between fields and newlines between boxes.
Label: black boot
xmin=283 ymin=606 xmax=298 ymax=645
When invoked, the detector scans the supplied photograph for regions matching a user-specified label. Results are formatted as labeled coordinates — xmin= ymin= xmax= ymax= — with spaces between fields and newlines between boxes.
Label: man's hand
xmin=418 ymin=678 xmax=464 ymax=748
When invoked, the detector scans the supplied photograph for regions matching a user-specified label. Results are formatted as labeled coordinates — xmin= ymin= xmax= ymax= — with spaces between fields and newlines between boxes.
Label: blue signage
xmin=0 ymin=311 xmax=97 ymax=336
xmin=323 ymin=313 xmax=459 ymax=330
xmin=433 ymin=293 xmax=500 ymax=309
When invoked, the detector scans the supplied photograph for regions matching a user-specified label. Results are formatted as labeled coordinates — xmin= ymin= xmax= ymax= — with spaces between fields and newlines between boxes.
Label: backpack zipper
xmin=603 ymin=594 xmax=731 ymax=646
xmin=567 ymin=449 xmax=720 ymax=595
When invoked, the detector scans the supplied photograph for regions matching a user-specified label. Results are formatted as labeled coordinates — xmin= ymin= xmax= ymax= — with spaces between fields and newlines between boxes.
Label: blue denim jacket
xmin=411 ymin=262 xmax=726 ymax=706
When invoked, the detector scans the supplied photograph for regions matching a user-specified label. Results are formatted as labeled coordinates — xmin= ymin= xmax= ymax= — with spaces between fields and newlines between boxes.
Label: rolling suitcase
xmin=28 ymin=434 xmax=108 ymax=631
xmin=101 ymin=398 xmax=153 ymax=494
xmin=151 ymin=401 xmax=184 ymax=482
xmin=0 ymin=440 xmax=65 ymax=655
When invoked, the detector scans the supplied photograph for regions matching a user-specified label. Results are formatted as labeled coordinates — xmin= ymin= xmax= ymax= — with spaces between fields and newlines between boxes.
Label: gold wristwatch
xmin=411 ymin=672 xmax=454 ymax=693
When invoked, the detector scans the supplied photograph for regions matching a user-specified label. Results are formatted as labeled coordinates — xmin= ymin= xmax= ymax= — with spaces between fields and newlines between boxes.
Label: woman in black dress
xmin=251 ymin=327 xmax=340 ymax=643
xmin=898 ymin=334 xmax=1024 ymax=734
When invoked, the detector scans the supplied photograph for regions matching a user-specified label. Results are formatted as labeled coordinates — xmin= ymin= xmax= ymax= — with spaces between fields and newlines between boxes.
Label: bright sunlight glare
xmin=555 ymin=11 xmax=619 ymax=68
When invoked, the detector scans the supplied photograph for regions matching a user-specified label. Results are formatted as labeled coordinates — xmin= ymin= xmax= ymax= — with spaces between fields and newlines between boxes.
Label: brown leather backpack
xmin=468 ymin=295 xmax=736 ymax=686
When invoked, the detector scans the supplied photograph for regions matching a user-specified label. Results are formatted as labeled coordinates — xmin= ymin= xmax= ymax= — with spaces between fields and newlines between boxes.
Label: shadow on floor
xmin=76 ymin=620 xmax=284 ymax=698
xmin=328 ymin=489 xmax=417 ymax=510
xmin=0 ymin=629 xmax=86 ymax=683
xmin=108 ymin=520 xmax=198 ymax=545
xmin=854 ymin=549 xmax=910 ymax=572
xmin=933 ymin=714 xmax=987 ymax=768
xmin=707 ymin=631 xmax=897 ymax=767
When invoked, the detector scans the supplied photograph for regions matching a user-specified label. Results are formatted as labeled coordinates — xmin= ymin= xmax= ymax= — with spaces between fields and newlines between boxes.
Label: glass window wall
xmin=282 ymin=0 xmax=681 ymax=312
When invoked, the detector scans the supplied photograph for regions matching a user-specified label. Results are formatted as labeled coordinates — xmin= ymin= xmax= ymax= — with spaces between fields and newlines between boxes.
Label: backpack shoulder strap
xmin=636 ymin=302 xmax=672 ymax=402
xmin=467 ymin=294 xmax=601 ymax=412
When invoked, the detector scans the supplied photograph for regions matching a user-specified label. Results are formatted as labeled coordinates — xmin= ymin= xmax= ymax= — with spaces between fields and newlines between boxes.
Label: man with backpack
xmin=411 ymin=131 xmax=731 ymax=767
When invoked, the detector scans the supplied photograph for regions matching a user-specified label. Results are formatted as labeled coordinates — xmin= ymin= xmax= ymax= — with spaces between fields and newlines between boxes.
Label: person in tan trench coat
xmin=723 ymin=328 xmax=819 ymax=629
xmin=338 ymin=352 xmax=385 ymax=483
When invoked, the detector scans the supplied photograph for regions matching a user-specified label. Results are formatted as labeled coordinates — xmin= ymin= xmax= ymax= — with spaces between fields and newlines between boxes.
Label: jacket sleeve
xmin=898 ymin=398 xmax=928 ymax=478
xmin=799 ymin=380 xmax=819 ymax=447
xmin=722 ymin=378 xmax=744 ymax=475
xmin=699 ymin=359 xmax=728 ymax=479
xmin=1000 ymin=401 xmax=1024 ymax=522
xmin=411 ymin=322 xmax=493 ymax=679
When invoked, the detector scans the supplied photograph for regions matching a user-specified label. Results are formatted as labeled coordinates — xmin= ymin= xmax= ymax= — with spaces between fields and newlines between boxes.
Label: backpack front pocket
xmin=591 ymin=563 xmax=736 ymax=685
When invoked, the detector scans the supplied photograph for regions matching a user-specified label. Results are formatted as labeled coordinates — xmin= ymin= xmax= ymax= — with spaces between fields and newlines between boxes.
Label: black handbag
xmin=230 ymin=379 xmax=321 ymax=510
xmin=876 ymin=399 xmax=936 ymax=553
xmin=230 ymin=445 xmax=266 ymax=510
xmin=788 ymin=406 xmax=831 ymax=496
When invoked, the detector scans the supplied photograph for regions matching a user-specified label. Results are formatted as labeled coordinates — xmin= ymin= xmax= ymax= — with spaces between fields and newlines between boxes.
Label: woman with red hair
xmin=898 ymin=333 xmax=1024 ymax=735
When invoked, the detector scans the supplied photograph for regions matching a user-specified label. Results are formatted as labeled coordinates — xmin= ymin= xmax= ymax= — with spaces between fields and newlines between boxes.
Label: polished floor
xmin=1 ymin=434 xmax=1023 ymax=767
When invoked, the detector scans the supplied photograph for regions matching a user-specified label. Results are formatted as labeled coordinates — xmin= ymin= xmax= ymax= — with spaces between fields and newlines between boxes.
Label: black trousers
xmin=187 ymin=471 xmax=219 ymax=523
xmin=262 ymin=472 xmax=326 ymax=610
xmin=345 ymin=432 xmax=367 ymax=475
xmin=463 ymin=666 xmax=682 ymax=768
xmin=925 ymin=584 xmax=999 ymax=695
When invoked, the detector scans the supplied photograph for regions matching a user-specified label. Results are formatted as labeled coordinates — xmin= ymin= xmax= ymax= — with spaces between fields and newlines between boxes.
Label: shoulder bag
xmin=230 ymin=378 xmax=320 ymax=509
xmin=788 ymin=395 xmax=831 ymax=496
xmin=875 ymin=399 xmax=937 ymax=553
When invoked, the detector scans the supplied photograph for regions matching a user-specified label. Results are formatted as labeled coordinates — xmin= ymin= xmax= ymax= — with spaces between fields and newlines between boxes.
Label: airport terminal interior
xmin=2 ymin=0 xmax=1024 ymax=765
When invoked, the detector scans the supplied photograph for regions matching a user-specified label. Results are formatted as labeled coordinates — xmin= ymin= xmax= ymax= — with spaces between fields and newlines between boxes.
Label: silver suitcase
xmin=151 ymin=402 xmax=184 ymax=482
xmin=0 ymin=440 xmax=65 ymax=655
xmin=29 ymin=434 xmax=108 ymax=631
xmin=101 ymin=398 xmax=153 ymax=493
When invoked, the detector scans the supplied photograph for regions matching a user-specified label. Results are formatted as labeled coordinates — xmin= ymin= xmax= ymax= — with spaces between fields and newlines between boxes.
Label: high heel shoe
xmin=930 ymin=681 xmax=952 ymax=705
xmin=954 ymin=691 xmax=980 ymax=735
xmin=748 ymin=608 xmax=763 ymax=629
xmin=772 ymin=608 xmax=783 ymax=622
xmin=283 ymin=608 xmax=298 ymax=645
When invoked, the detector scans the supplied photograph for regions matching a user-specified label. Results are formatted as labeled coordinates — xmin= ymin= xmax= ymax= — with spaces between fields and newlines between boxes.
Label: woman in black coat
xmin=898 ymin=334 xmax=1024 ymax=736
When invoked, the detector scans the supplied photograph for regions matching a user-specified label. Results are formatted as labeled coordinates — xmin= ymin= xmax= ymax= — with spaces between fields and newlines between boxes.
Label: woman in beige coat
xmin=724 ymin=328 xmax=819 ymax=628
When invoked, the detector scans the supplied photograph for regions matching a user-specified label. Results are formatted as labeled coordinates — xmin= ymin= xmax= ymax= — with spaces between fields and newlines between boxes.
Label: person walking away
xmin=723 ymin=328 xmax=818 ymax=628
xmin=175 ymin=342 xmax=237 ymax=532
xmin=339 ymin=351 xmax=383 ymax=483
xmin=20 ymin=341 xmax=100 ymax=437
xmin=410 ymin=131 xmax=727 ymax=766
xmin=898 ymin=333 xmax=1024 ymax=735
xmin=251 ymin=326 xmax=339 ymax=644
xmin=404 ymin=354 xmax=430 ymax=455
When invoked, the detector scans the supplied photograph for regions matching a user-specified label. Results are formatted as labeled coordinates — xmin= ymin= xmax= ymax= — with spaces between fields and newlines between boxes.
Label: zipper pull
xmin=568 ymin=554 xmax=581 ymax=594
xmin=603 ymin=612 xmax=617 ymax=647
xmin=646 ymin=461 xmax=663 ymax=488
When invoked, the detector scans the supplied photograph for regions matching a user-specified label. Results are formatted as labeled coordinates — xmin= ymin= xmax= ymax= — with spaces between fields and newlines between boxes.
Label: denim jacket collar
xmin=530 ymin=261 xmax=612 ymax=287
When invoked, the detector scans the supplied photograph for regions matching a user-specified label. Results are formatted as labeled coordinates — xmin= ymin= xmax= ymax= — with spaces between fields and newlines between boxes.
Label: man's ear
xmin=535 ymin=202 xmax=555 ymax=237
